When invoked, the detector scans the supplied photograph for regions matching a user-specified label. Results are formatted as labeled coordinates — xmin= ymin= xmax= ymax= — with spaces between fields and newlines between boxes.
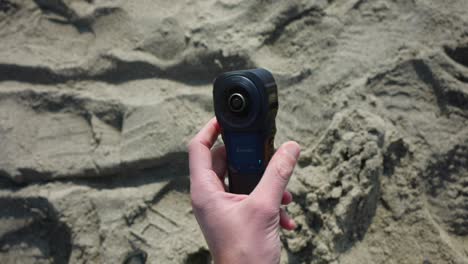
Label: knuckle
xmin=249 ymin=199 xmax=278 ymax=216
xmin=190 ymin=194 xmax=205 ymax=211
xmin=187 ymin=138 xmax=197 ymax=151
xmin=263 ymin=204 xmax=280 ymax=216
xmin=187 ymin=140 xmax=194 ymax=152
xmin=249 ymin=199 xmax=264 ymax=211
xmin=190 ymin=183 xmax=205 ymax=211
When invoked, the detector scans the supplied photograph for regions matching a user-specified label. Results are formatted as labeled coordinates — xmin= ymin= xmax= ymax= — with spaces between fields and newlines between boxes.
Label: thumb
xmin=251 ymin=141 xmax=300 ymax=207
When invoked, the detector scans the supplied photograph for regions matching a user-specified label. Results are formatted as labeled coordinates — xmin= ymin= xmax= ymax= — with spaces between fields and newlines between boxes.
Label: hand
xmin=188 ymin=117 xmax=301 ymax=264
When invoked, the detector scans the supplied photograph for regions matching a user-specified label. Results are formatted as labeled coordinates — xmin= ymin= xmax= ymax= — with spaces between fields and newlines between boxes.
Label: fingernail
xmin=284 ymin=142 xmax=300 ymax=159
xmin=290 ymin=219 xmax=297 ymax=230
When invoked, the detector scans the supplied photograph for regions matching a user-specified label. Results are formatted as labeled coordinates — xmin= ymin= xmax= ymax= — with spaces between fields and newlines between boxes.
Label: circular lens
xmin=228 ymin=93 xmax=246 ymax=112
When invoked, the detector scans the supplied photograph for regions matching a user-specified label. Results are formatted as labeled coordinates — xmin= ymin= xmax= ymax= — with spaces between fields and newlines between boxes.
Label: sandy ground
xmin=0 ymin=0 xmax=467 ymax=263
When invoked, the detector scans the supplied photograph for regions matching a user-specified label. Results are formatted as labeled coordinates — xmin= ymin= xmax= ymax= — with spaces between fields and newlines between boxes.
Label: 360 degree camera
xmin=213 ymin=68 xmax=278 ymax=194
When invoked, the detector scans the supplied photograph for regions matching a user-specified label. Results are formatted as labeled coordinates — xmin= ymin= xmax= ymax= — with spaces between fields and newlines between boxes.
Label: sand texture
xmin=0 ymin=0 xmax=467 ymax=263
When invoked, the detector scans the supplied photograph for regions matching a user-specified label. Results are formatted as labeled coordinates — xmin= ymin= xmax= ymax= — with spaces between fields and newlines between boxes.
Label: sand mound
xmin=0 ymin=0 xmax=467 ymax=263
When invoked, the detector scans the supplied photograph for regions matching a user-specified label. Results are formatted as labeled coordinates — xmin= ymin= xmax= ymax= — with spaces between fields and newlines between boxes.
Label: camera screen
xmin=225 ymin=132 xmax=263 ymax=173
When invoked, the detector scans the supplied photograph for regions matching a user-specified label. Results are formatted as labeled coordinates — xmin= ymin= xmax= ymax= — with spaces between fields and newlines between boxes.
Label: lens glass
xmin=228 ymin=93 xmax=246 ymax=112
xmin=222 ymin=85 xmax=251 ymax=122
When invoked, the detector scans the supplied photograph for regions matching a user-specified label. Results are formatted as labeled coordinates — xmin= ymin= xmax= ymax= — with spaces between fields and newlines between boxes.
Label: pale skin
xmin=188 ymin=117 xmax=301 ymax=264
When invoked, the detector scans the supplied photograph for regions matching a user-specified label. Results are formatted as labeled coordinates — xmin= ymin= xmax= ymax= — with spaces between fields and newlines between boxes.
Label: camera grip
xmin=224 ymin=131 xmax=275 ymax=194
xmin=227 ymin=171 xmax=261 ymax=194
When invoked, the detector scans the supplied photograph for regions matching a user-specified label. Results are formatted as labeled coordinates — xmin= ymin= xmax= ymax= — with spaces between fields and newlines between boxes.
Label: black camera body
xmin=213 ymin=68 xmax=278 ymax=194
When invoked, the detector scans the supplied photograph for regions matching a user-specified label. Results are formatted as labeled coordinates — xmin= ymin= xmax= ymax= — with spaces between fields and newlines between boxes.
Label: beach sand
xmin=0 ymin=0 xmax=467 ymax=263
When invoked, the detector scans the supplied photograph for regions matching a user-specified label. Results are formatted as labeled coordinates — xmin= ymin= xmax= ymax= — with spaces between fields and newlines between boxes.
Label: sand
xmin=0 ymin=0 xmax=467 ymax=263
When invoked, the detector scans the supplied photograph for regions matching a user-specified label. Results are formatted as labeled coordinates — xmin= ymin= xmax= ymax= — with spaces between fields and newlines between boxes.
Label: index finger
xmin=188 ymin=117 xmax=221 ymax=174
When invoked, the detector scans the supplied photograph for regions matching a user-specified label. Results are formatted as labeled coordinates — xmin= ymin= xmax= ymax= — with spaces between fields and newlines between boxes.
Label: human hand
xmin=188 ymin=118 xmax=301 ymax=264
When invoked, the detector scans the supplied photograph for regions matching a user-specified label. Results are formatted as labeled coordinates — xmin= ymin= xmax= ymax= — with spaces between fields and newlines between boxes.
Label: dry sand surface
xmin=0 ymin=0 xmax=467 ymax=263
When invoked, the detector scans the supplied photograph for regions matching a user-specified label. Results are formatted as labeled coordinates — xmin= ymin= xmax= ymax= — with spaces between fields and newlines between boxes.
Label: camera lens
xmin=228 ymin=93 xmax=246 ymax=112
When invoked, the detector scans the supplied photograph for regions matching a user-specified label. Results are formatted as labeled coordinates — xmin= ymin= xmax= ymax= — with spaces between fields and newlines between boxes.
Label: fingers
xmin=280 ymin=191 xmax=295 ymax=230
xmin=188 ymin=117 xmax=222 ymax=192
xmin=279 ymin=208 xmax=296 ymax=230
xmin=188 ymin=117 xmax=220 ymax=172
xmin=251 ymin=141 xmax=300 ymax=208
xmin=211 ymin=145 xmax=227 ymax=184
xmin=281 ymin=191 xmax=293 ymax=205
